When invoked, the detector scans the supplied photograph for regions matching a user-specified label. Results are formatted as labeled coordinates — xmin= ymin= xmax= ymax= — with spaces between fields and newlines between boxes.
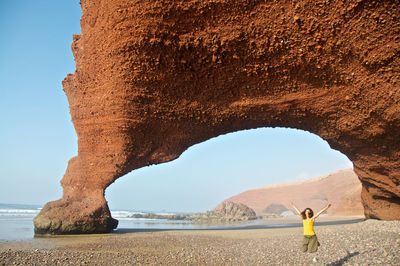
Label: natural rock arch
xmin=34 ymin=0 xmax=400 ymax=234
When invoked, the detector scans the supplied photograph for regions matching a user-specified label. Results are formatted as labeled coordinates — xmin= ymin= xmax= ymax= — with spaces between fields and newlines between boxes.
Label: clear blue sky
xmin=0 ymin=1 xmax=352 ymax=212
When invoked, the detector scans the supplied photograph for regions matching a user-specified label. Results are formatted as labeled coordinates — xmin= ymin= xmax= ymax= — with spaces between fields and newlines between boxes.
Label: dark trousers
xmin=302 ymin=235 xmax=320 ymax=253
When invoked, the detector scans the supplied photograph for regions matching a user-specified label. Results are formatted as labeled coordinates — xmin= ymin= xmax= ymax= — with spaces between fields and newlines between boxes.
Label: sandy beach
xmin=1 ymin=217 xmax=399 ymax=265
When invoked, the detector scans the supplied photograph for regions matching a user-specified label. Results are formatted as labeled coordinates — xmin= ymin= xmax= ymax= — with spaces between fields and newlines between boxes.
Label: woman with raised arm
xmin=290 ymin=202 xmax=332 ymax=253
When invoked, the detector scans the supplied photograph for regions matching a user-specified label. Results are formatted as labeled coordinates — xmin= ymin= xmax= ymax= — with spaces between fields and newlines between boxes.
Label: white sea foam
xmin=0 ymin=209 xmax=40 ymax=217
xmin=0 ymin=207 xmax=158 ymax=219
xmin=0 ymin=209 xmax=40 ymax=213
xmin=110 ymin=210 xmax=144 ymax=218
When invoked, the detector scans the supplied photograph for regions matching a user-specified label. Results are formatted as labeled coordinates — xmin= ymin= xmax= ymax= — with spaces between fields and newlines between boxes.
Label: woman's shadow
xmin=327 ymin=250 xmax=360 ymax=266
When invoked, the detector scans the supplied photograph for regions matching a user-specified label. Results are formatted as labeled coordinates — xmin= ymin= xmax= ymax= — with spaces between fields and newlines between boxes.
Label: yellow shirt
xmin=303 ymin=218 xmax=315 ymax=235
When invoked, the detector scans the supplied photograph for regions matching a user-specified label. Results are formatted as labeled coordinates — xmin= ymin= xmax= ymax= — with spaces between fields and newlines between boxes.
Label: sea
xmin=0 ymin=203 xmax=265 ymax=242
xmin=0 ymin=203 xmax=202 ymax=242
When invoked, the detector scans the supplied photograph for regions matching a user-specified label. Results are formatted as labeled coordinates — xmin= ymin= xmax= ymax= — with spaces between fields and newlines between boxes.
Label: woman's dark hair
xmin=301 ymin=208 xmax=314 ymax=219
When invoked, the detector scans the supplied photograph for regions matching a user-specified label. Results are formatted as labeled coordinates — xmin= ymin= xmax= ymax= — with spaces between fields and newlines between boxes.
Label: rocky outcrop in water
xmin=130 ymin=213 xmax=189 ymax=220
xmin=129 ymin=201 xmax=257 ymax=222
xmin=34 ymin=0 xmax=400 ymax=234
xmin=192 ymin=201 xmax=257 ymax=222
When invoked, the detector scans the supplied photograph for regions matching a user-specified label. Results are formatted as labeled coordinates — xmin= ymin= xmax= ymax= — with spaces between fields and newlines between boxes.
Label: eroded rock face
xmin=212 ymin=201 xmax=257 ymax=220
xmin=34 ymin=0 xmax=400 ymax=234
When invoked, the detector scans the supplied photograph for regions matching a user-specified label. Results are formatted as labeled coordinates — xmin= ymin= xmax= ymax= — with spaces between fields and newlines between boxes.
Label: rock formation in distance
xmin=211 ymin=201 xmax=257 ymax=220
xmin=34 ymin=0 xmax=400 ymax=234
xmin=226 ymin=169 xmax=363 ymax=216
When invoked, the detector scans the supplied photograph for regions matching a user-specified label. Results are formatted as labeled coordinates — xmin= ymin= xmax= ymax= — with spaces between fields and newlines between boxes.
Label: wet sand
xmin=1 ymin=216 xmax=399 ymax=265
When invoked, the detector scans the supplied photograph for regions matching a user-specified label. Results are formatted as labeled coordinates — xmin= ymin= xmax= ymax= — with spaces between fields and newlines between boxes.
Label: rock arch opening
xmin=34 ymin=0 xmax=400 ymax=234
xmin=105 ymin=127 xmax=354 ymax=214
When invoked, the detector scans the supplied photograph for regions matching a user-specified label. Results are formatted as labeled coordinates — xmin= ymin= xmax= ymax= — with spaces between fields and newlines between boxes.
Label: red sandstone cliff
xmin=227 ymin=169 xmax=363 ymax=216
xmin=34 ymin=0 xmax=400 ymax=234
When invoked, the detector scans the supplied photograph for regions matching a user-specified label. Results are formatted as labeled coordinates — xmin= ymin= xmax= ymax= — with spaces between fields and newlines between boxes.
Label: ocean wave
xmin=0 ymin=208 xmax=178 ymax=220
xmin=110 ymin=210 xmax=144 ymax=218
xmin=0 ymin=209 xmax=40 ymax=214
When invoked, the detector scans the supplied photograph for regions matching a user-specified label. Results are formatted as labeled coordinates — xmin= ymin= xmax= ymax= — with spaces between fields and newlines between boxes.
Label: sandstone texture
xmin=35 ymin=0 xmax=400 ymax=234
xmin=227 ymin=169 xmax=364 ymax=216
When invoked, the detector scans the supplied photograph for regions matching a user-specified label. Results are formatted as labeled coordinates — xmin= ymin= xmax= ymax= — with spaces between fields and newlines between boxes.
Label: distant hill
xmin=225 ymin=169 xmax=364 ymax=216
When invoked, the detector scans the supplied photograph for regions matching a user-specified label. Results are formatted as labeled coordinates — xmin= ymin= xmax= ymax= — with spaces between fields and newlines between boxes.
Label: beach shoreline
xmin=1 ymin=217 xmax=399 ymax=265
